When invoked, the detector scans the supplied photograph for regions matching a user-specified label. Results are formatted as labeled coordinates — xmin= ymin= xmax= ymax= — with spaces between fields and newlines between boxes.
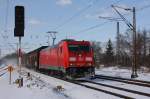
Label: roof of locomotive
xmin=60 ymin=39 xmax=90 ymax=44
xmin=39 ymin=39 xmax=91 ymax=52
xmin=61 ymin=39 xmax=75 ymax=42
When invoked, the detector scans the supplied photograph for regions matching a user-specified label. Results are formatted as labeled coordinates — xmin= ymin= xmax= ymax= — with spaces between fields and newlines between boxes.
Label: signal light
xmin=14 ymin=6 xmax=25 ymax=37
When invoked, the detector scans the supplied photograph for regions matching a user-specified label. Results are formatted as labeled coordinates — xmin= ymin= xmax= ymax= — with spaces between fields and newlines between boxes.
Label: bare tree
xmin=91 ymin=41 xmax=102 ymax=68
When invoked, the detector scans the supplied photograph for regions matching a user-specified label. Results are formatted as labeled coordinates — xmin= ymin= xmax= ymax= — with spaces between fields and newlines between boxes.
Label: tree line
xmin=92 ymin=29 xmax=150 ymax=70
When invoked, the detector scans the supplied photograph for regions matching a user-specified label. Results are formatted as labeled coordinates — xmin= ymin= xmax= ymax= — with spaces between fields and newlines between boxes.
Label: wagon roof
xmin=27 ymin=46 xmax=48 ymax=54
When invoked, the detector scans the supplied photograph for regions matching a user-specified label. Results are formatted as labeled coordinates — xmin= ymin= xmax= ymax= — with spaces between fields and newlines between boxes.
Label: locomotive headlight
xmin=85 ymin=57 xmax=92 ymax=61
xmin=69 ymin=63 xmax=75 ymax=66
xmin=87 ymin=63 xmax=92 ymax=66
xmin=69 ymin=57 xmax=76 ymax=61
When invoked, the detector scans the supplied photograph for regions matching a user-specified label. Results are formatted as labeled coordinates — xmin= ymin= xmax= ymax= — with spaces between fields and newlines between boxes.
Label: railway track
xmin=66 ymin=79 xmax=134 ymax=99
xmin=39 ymin=75 xmax=146 ymax=99
xmin=95 ymin=75 xmax=150 ymax=87
xmin=23 ymin=68 xmax=150 ymax=99
xmin=76 ymin=79 xmax=150 ymax=97
xmin=22 ymin=69 xmax=133 ymax=99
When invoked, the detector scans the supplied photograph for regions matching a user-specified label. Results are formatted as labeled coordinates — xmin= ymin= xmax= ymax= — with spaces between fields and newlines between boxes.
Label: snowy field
xmin=96 ymin=66 xmax=150 ymax=81
xmin=0 ymin=65 xmax=150 ymax=99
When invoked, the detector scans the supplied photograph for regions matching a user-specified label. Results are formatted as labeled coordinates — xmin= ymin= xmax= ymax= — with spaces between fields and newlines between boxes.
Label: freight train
xmin=25 ymin=39 xmax=95 ymax=79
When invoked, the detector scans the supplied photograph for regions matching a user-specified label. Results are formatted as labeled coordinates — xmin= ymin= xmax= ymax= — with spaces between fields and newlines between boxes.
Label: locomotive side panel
xmin=39 ymin=44 xmax=68 ymax=73
xmin=58 ymin=42 xmax=69 ymax=69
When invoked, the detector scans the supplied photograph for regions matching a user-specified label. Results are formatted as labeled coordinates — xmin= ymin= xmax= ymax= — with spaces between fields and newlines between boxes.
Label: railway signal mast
xmin=116 ymin=22 xmax=120 ymax=65
xmin=14 ymin=6 xmax=25 ymax=86
xmin=0 ymin=48 xmax=1 ymax=59
xmin=112 ymin=5 xmax=138 ymax=78
xmin=47 ymin=31 xmax=57 ymax=46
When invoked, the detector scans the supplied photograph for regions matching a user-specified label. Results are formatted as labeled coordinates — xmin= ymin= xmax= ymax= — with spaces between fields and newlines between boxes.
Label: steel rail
xmin=76 ymin=80 xmax=150 ymax=97
xmin=95 ymin=75 xmax=150 ymax=87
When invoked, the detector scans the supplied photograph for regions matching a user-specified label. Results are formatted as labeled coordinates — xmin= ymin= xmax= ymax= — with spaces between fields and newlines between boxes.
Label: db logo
xmin=79 ymin=57 xmax=83 ymax=61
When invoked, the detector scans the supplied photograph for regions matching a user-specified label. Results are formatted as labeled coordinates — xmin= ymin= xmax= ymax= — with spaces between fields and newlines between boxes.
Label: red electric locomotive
xmin=26 ymin=39 xmax=95 ymax=78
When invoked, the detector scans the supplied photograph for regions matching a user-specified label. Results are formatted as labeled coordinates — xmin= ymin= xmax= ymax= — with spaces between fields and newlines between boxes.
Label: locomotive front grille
xmin=66 ymin=67 xmax=95 ymax=78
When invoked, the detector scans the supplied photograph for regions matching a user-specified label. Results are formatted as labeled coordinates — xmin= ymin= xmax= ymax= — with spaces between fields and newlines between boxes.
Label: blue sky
xmin=0 ymin=0 xmax=150 ymax=56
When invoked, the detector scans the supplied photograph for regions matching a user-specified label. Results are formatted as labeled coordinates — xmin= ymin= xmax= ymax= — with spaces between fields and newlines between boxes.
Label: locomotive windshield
xmin=68 ymin=45 xmax=90 ymax=52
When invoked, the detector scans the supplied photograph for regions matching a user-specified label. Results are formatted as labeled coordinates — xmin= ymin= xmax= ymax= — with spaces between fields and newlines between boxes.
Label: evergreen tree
xmin=105 ymin=39 xmax=114 ymax=66
xmin=106 ymin=39 xmax=114 ymax=56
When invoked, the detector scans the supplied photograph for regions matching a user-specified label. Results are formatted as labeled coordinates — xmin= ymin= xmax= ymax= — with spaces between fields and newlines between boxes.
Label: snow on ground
xmin=92 ymin=78 xmax=150 ymax=94
xmin=94 ymin=66 xmax=150 ymax=99
xmin=83 ymin=82 xmax=150 ymax=99
xmin=0 ymin=65 xmax=119 ymax=99
xmin=96 ymin=66 xmax=150 ymax=81
xmin=0 ymin=65 xmax=150 ymax=99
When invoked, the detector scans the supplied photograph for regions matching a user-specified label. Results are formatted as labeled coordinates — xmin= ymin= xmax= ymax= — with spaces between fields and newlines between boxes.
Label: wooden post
xmin=9 ymin=70 xmax=11 ymax=84
xmin=8 ymin=66 xmax=14 ymax=84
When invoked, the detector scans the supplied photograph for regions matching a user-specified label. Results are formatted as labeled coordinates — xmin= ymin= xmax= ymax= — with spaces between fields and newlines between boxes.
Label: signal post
xmin=14 ymin=6 xmax=25 ymax=87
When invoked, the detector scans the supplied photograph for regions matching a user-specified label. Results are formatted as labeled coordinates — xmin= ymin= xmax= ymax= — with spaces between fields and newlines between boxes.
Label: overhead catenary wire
xmin=110 ymin=3 xmax=150 ymax=28
xmin=99 ymin=16 xmax=123 ymax=21
xmin=4 ymin=0 xmax=9 ymax=33
xmin=0 ymin=0 xmax=17 ymax=53
xmin=0 ymin=32 xmax=16 ymax=51
xmin=111 ymin=5 xmax=133 ymax=30
xmin=76 ymin=21 xmax=112 ymax=34
xmin=75 ymin=0 xmax=123 ymax=34
xmin=75 ymin=0 xmax=150 ymax=35
xmin=137 ymin=4 xmax=150 ymax=11
xmin=53 ymin=1 xmax=95 ymax=30
xmin=28 ymin=0 xmax=123 ymax=43
xmin=54 ymin=0 xmax=122 ymax=30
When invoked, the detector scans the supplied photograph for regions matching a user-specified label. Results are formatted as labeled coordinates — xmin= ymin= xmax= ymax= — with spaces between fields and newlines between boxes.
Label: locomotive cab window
xmin=68 ymin=45 xmax=78 ymax=52
xmin=79 ymin=45 xmax=90 ymax=52
xmin=68 ymin=45 xmax=90 ymax=52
